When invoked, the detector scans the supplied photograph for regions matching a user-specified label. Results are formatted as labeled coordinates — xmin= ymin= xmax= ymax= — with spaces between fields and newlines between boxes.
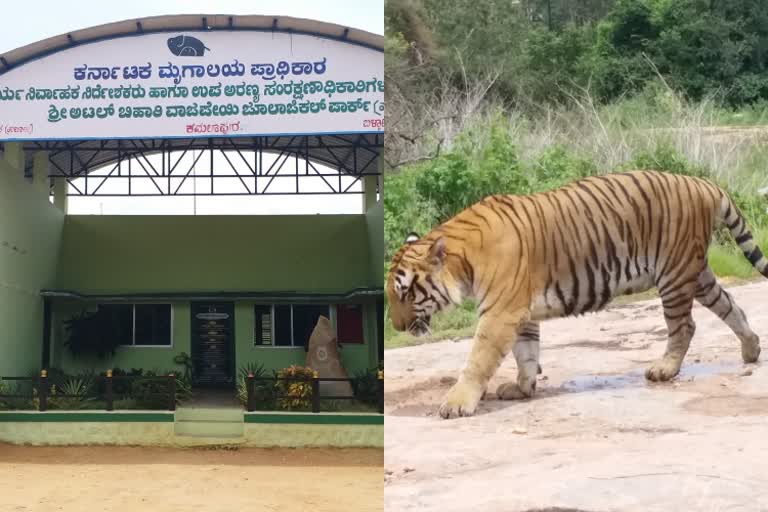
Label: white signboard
xmin=196 ymin=313 xmax=230 ymax=320
xmin=0 ymin=31 xmax=384 ymax=140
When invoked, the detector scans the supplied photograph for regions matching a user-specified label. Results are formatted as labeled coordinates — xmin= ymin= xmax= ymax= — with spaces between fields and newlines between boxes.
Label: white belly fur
xmin=530 ymin=274 xmax=654 ymax=321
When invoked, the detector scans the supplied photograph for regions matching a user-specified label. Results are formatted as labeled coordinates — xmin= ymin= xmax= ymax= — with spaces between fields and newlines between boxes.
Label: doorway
xmin=191 ymin=302 xmax=235 ymax=388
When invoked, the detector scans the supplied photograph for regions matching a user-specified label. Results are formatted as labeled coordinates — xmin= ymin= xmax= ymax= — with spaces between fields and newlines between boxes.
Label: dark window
xmin=99 ymin=303 xmax=172 ymax=347
xmin=293 ymin=305 xmax=331 ymax=349
xmin=274 ymin=305 xmax=293 ymax=347
xmin=135 ymin=304 xmax=172 ymax=346
xmin=98 ymin=304 xmax=133 ymax=346
xmin=254 ymin=305 xmax=273 ymax=346
xmin=256 ymin=304 xmax=332 ymax=348
xmin=337 ymin=304 xmax=364 ymax=344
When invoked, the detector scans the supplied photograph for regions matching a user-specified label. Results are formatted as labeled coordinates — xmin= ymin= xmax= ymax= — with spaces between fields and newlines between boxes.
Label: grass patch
xmin=384 ymin=300 xmax=478 ymax=349
xmin=385 ymin=326 xmax=476 ymax=350
xmin=709 ymin=229 xmax=768 ymax=279
xmin=709 ymin=246 xmax=759 ymax=279
xmin=714 ymin=101 xmax=768 ymax=126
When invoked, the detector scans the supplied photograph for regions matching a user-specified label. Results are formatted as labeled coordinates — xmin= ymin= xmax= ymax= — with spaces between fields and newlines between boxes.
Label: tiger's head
xmin=386 ymin=232 xmax=458 ymax=337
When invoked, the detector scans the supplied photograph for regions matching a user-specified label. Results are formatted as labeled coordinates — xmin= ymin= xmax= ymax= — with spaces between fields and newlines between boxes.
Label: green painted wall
xmin=0 ymin=145 xmax=64 ymax=376
xmin=365 ymin=202 xmax=384 ymax=285
xmin=365 ymin=201 xmax=383 ymax=366
xmin=49 ymin=213 xmax=380 ymax=376
xmin=56 ymin=215 xmax=371 ymax=293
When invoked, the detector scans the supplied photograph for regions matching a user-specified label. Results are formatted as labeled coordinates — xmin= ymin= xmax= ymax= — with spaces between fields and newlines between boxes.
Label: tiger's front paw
xmin=645 ymin=358 xmax=682 ymax=382
xmin=438 ymin=380 xmax=483 ymax=419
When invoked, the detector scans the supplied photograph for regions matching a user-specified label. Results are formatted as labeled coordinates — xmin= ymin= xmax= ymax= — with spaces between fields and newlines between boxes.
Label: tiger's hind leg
xmin=646 ymin=280 xmax=697 ymax=382
xmin=695 ymin=266 xmax=761 ymax=363
xmin=497 ymin=321 xmax=540 ymax=400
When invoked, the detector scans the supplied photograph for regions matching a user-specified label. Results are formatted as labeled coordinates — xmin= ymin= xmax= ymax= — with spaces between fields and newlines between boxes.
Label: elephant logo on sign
xmin=167 ymin=35 xmax=210 ymax=56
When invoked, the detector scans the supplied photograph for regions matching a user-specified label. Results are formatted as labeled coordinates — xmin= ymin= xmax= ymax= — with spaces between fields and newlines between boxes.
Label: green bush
xmin=624 ymin=144 xmax=709 ymax=178
xmin=386 ymin=116 xmax=534 ymax=259
xmin=529 ymin=145 xmax=599 ymax=191
xmin=0 ymin=381 xmax=12 ymax=410
xmin=123 ymin=369 xmax=191 ymax=409
xmin=63 ymin=309 xmax=125 ymax=359
xmin=351 ymin=367 xmax=382 ymax=407
xmin=730 ymin=190 xmax=768 ymax=231
xmin=235 ymin=362 xmax=277 ymax=410
xmin=0 ymin=378 xmax=36 ymax=410
xmin=172 ymin=352 xmax=194 ymax=388
xmin=98 ymin=367 xmax=143 ymax=397
xmin=384 ymin=168 xmax=440 ymax=260
xmin=0 ymin=367 xmax=191 ymax=411
xmin=48 ymin=376 xmax=96 ymax=410
xmin=414 ymin=120 xmax=526 ymax=219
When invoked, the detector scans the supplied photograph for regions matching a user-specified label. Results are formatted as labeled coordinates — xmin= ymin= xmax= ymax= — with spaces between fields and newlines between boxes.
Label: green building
xmin=0 ymin=14 xmax=384 ymax=391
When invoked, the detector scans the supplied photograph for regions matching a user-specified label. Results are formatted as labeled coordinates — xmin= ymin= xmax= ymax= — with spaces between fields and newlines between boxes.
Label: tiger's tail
xmin=720 ymin=194 xmax=768 ymax=277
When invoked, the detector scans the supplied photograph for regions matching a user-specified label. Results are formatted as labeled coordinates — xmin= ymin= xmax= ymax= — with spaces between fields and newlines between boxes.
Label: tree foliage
xmin=386 ymin=0 xmax=768 ymax=107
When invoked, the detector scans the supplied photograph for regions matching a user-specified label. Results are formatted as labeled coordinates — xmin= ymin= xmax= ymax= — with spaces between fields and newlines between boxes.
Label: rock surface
xmin=385 ymin=280 xmax=768 ymax=512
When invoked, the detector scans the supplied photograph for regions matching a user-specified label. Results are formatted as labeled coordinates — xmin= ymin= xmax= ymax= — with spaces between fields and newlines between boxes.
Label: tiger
xmin=386 ymin=170 xmax=768 ymax=419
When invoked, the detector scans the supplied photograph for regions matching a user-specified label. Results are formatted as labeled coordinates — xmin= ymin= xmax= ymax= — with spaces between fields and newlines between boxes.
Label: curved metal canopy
xmin=0 ymin=15 xmax=383 ymax=181
xmin=28 ymin=134 xmax=382 ymax=182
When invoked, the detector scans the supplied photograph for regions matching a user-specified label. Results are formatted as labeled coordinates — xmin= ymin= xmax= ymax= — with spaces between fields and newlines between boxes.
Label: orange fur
xmin=387 ymin=170 xmax=766 ymax=418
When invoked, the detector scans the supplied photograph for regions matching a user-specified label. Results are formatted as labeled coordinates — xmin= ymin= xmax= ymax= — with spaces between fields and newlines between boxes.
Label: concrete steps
xmin=175 ymin=420 xmax=244 ymax=437
xmin=175 ymin=406 xmax=243 ymax=423
xmin=174 ymin=406 xmax=245 ymax=445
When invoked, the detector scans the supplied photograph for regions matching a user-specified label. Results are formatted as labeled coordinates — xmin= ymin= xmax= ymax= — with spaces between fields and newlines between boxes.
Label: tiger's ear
xmin=428 ymin=237 xmax=446 ymax=266
xmin=405 ymin=232 xmax=420 ymax=244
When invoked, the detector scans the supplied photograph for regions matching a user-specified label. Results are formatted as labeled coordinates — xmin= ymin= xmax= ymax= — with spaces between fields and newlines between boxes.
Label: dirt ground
xmin=0 ymin=445 xmax=383 ymax=512
xmin=385 ymin=280 xmax=768 ymax=512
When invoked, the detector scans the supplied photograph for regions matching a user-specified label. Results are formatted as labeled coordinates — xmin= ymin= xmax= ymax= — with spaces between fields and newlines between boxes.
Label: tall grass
xmin=388 ymin=81 xmax=768 ymax=195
